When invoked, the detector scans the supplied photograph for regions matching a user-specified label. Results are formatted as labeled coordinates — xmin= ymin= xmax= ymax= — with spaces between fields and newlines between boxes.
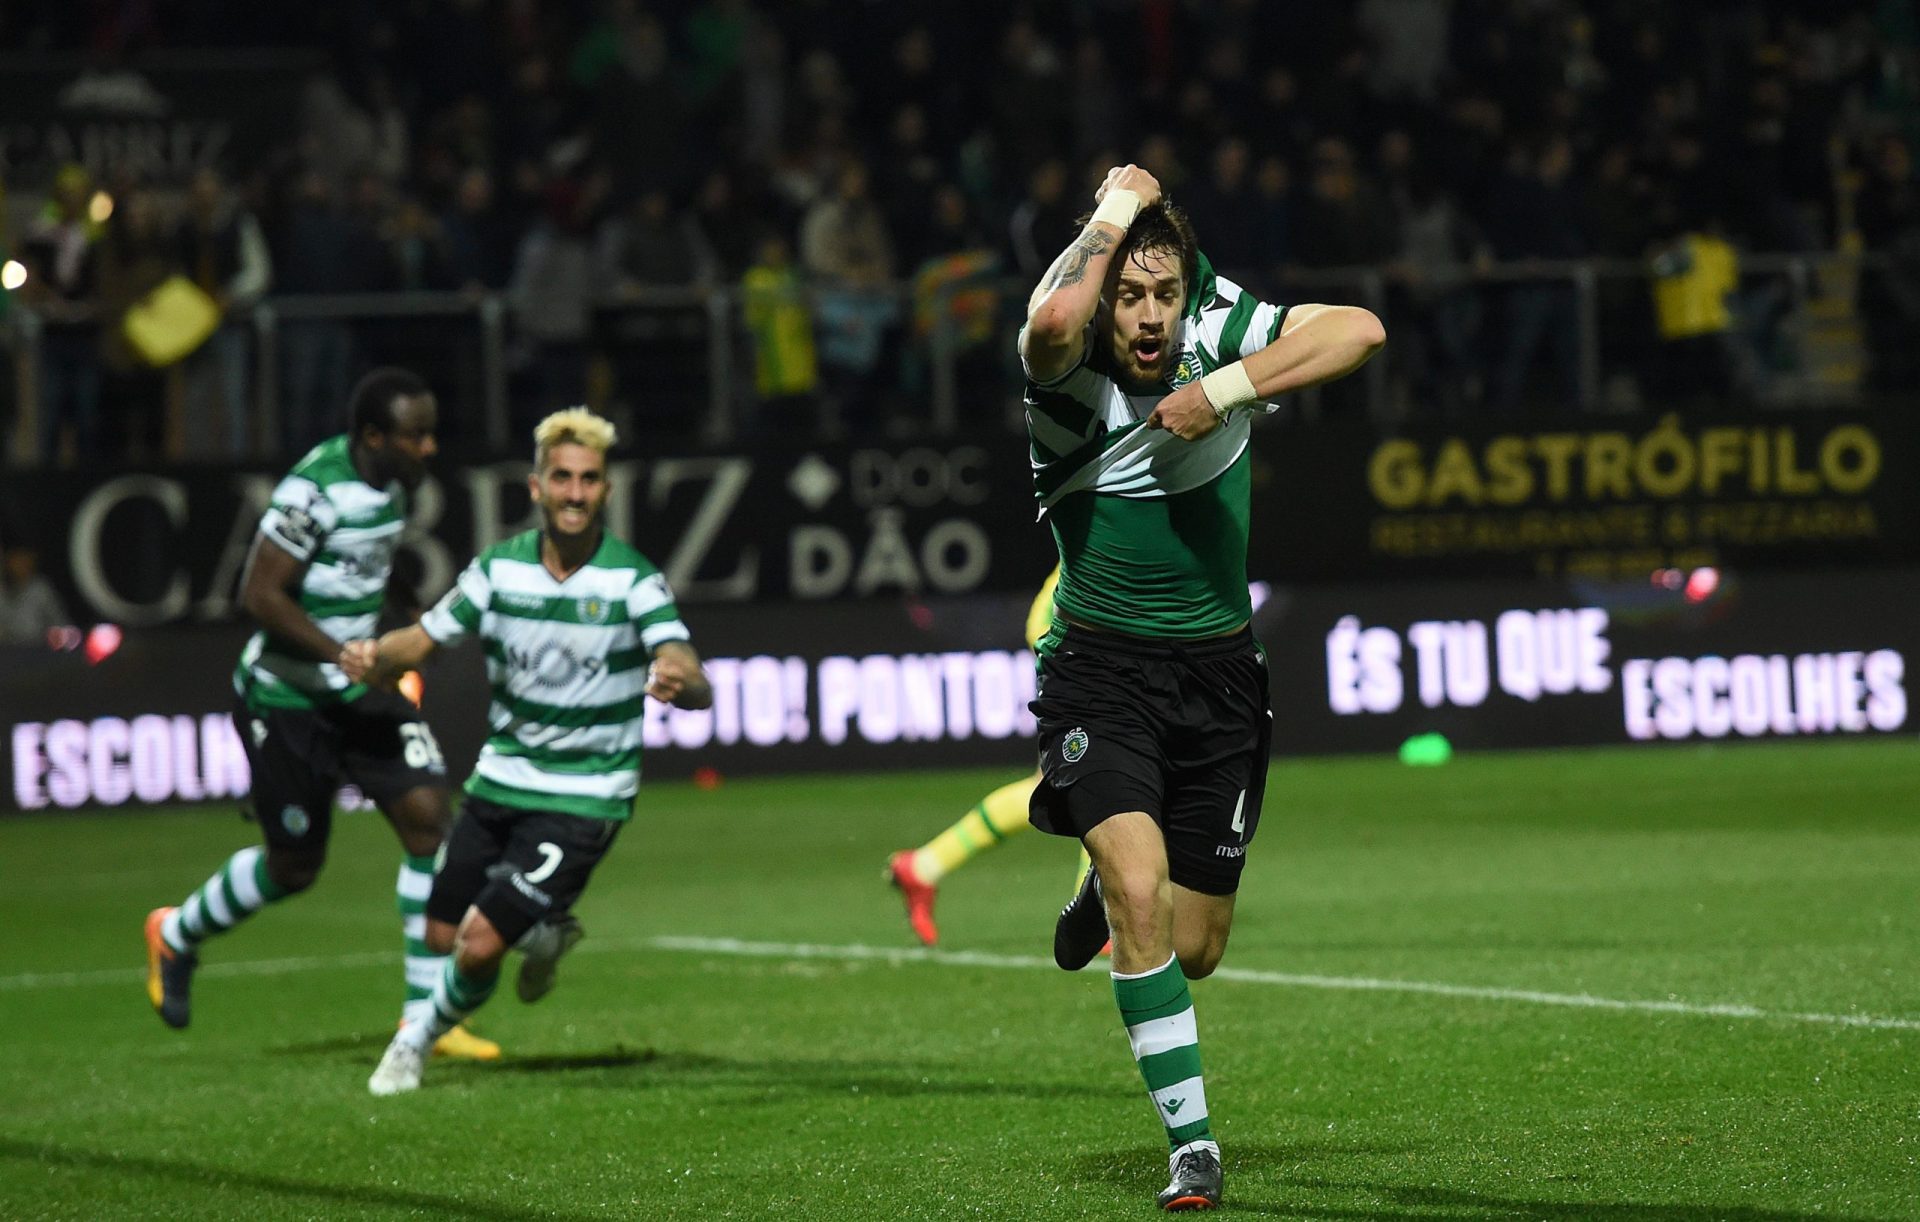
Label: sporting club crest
xmin=1168 ymin=346 xmax=1201 ymax=389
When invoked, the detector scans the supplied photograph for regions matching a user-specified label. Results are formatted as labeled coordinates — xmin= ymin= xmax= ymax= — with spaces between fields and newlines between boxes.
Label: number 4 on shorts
xmin=400 ymin=723 xmax=445 ymax=770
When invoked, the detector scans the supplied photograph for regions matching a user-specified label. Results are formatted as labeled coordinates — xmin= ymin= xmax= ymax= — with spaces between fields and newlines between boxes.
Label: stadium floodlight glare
xmin=88 ymin=190 xmax=113 ymax=223
xmin=0 ymin=260 xmax=24 ymax=291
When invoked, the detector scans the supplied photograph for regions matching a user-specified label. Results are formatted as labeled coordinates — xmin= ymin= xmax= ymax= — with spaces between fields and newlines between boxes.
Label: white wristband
xmin=1091 ymin=188 xmax=1141 ymax=231
xmin=1199 ymin=360 xmax=1260 ymax=417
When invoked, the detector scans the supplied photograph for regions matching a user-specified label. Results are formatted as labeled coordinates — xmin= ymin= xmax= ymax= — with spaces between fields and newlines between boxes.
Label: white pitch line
xmin=9 ymin=934 xmax=1918 ymax=1033
xmin=654 ymin=936 xmax=1920 ymax=1032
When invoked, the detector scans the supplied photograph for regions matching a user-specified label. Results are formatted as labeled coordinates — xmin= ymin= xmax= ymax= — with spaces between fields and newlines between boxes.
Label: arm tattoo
xmin=1042 ymin=227 xmax=1115 ymax=294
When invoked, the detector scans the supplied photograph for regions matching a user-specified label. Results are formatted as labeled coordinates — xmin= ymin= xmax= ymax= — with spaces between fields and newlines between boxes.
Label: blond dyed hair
xmin=533 ymin=407 xmax=619 ymax=471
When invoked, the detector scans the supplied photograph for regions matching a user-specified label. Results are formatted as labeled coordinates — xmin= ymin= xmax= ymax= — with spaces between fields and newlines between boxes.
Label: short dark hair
xmin=1076 ymin=199 xmax=1200 ymax=298
xmin=349 ymin=367 xmax=430 ymax=435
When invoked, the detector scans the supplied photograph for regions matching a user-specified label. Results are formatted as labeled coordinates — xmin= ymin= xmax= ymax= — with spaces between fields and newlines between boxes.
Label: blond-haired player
xmin=347 ymin=408 xmax=712 ymax=1095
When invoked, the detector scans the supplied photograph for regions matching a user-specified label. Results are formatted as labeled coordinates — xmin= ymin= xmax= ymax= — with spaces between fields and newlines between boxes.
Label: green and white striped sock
xmin=397 ymin=854 xmax=442 ymax=1026
xmin=162 ymin=846 xmax=289 ymax=954
xmin=1114 ymin=953 xmax=1217 ymax=1152
xmin=414 ymin=958 xmax=497 ymax=1046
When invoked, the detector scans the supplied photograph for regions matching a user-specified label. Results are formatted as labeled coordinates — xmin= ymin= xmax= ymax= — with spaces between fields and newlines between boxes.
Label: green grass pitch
xmin=2 ymin=740 xmax=1917 ymax=1219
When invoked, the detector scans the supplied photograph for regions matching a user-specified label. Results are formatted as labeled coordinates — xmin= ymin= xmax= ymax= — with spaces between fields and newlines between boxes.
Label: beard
xmin=542 ymin=500 xmax=604 ymax=541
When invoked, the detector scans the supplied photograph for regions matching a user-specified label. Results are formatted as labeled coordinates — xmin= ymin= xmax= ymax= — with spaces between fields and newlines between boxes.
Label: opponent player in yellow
xmin=886 ymin=568 xmax=1093 ymax=946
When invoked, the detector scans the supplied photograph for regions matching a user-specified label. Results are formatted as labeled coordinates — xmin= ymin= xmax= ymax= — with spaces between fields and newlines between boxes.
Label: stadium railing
xmin=2 ymin=250 xmax=1900 ymax=467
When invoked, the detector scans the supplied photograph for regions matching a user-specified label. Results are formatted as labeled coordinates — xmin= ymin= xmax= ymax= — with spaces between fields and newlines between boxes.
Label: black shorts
xmin=427 ymin=796 xmax=623 ymax=944
xmin=1028 ymin=624 xmax=1272 ymax=895
xmin=234 ymin=690 xmax=448 ymax=852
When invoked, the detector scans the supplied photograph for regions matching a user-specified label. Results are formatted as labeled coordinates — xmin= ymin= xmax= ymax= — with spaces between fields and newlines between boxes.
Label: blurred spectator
xmin=0 ymin=542 xmax=70 ymax=644
xmin=1855 ymin=135 xmax=1920 ymax=396
xmin=19 ymin=164 xmax=102 ymax=465
xmin=878 ymin=104 xmax=946 ymax=270
xmin=1183 ymin=138 xmax=1262 ymax=276
xmin=1250 ymin=155 xmax=1294 ymax=275
xmin=1390 ymin=174 xmax=1490 ymax=417
xmin=1582 ymin=143 xmax=1655 ymax=259
xmin=740 ymin=233 xmax=818 ymax=431
xmin=94 ymin=184 xmax=179 ymax=460
xmin=1648 ymin=215 xmax=1743 ymax=407
xmin=992 ymin=18 xmax=1068 ymax=176
xmin=590 ymin=9 xmax=690 ymax=201
xmin=595 ymin=186 xmax=715 ymax=435
xmin=300 ymin=71 xmax=405 ymax=185
xmin=800 ymin=155 xmax=881 ymax=271
xmin=736 ymin=17 xmax=788 ymax=167
xmin=508 ymin=174 xmax=605 ymax=428
xmin=1291 ymin=137 xmax=1396 ymax=270
xmin=1007 ymin=158 xmax=1076 ymax=280
xmin=871 ymin=25 xmax=967 ymax=153
xmin=439 ymin=166 xmax=515 ymax=291
xmin=684 ymin=0 xmax=755 ymax=107
xmin=384 ymin=192 xmax=454 ymax=291
xmin=908 ymin=185 xmax=1003 ymax=420
xmin=813 ymin=284 xmax=902 ymax=437
xmin=1728 ymin=71 xmax=1819 ymax=252
xmin=1247 ymin=67 xmax=1313 ymax=168
xmin=596 ymin=188 xmax=714 ymax=297
xmin=1657 ymin=127 xmax=1725 ymax=247
xmin=1068 ymin=35 xmax=1128 ymax=163
xmin=689 ymin=168 xmax=761 ymax=282
xmin=176 ymin=167 xmax=272 ymax=458
xmin=1136 ymin=133 xmax=1192 ymax=198
xmin=505 ymin=53 xmax=573 ymax=176
xmin=275 ymin=170 xmax=391 ymax=453
xmin=1357 ymin=0 xmax=1450 ymax=102
xmin=1484 ymin=135 xmax=1586 ymax=413
xmin=1375 ymin=129 xmax=1417 ymax=217
xmin=422 ymin=94 xmax=496 ymax=193
xmin=802 ymin=159 xmax=898 ymax=435
xmin=1583 ymin=143 xmax=1658 ymax=404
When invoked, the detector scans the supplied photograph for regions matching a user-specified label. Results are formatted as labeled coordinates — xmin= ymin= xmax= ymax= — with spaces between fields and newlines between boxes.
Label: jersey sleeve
xmin=256 ymin=474 xmax=336 ymax=563
xmin=628 ymin=572 xmax=691 ymax=651
xmin=1024 ymin=357 xmax=1108 ymax=472
xmin=1191 ymin=273 xmax=1291 ymax=369
xmin=420 ymin=557 xmax=491 ymax=646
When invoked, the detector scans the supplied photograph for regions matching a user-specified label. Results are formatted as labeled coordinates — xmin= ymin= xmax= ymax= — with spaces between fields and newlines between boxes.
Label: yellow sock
xmin=912 ymin=773 xmax=1040 ymax=884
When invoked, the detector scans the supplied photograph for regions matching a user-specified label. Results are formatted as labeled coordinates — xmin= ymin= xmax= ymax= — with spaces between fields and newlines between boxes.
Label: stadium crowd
xmin=6 ymin=0 xmax=1920 ymax=463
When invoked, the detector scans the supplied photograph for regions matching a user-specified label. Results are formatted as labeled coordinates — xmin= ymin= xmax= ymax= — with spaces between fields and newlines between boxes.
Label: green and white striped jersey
xmin=234 ymin=435 xmax=405 ymax=711
xmin=419 ymin=529 xmax=690 ymax=821
xmin=1023 ymin=253 xmax=1288 ymax=639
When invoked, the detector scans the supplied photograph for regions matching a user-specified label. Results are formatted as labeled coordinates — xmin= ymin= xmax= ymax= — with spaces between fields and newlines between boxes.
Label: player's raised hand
xmin=1094 ymin=164 xmax=1163 ymax=212
xmin=646 ymin=653 xmax=694 ymax=703
xmin=339 ymin=639 xmax=379 ymax=683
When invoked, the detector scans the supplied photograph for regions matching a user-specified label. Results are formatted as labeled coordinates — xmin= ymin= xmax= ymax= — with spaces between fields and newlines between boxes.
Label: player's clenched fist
xmin=646 ymin=652 xmax=696 ymax=702
xmin=339 ymin=638 xmax=379 ymax=683
xmin=1094 ymin=164 xmax=1163 ymax=212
